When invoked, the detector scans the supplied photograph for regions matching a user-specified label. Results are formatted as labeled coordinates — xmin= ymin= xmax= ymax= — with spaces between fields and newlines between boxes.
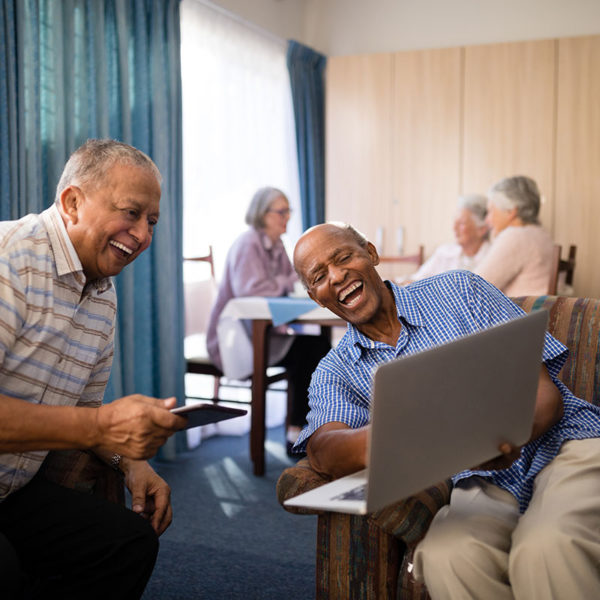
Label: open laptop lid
xmin=365 ymin=309 xmax=549 ymax=512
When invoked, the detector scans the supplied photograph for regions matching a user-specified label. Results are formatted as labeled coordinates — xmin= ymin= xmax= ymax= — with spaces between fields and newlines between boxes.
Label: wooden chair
xmin=277 ymin=294 xmax=600 ymax=599
xmin=184 ymin=247 xmax=223 ymax=400
xmin=378 ymin=245 xmax=425 ymax=268
xmin=548 ymin=244 xmax=577 ymax=295
xmin=184 ymin=248 xmax=289 ymax=423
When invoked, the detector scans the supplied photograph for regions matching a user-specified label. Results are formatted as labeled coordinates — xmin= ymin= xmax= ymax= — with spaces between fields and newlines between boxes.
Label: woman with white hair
xmin=206 ymin=187 xmax=329 ymax=454
xmin=475 ymin=175 xmax=554 ymax=296
xmin=405 ymin=194 xmax=490 ymax=282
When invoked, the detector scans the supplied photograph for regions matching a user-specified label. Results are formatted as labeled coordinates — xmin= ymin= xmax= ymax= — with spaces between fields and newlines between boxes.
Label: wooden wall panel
xmin=390 ymin=47 xmax=462 ymax=276
xmin=462 ymin=40 xmax=557 ymax=229
xmin=325 ymin=54 xmax=393 ymax=244
xmin=555 ymin=36 xmax=600 ymax=298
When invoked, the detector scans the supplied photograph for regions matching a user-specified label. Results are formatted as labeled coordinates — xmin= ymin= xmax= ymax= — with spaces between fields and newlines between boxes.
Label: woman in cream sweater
xmin=475 ymin=175 xmax=554 ymax=296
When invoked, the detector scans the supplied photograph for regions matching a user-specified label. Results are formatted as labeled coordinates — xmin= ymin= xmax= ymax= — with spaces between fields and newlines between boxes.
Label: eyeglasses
xmin=268 ymin=208 xmax=292 ymax=217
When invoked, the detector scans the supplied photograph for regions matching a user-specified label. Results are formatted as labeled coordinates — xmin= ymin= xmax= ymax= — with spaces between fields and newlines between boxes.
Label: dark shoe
xmin=286 ymin=441 xmax=306 ymax=459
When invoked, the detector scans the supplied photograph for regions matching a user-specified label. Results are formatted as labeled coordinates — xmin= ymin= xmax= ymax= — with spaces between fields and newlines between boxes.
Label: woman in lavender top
xmin=206 ymin=187 xmax=329 ymax=453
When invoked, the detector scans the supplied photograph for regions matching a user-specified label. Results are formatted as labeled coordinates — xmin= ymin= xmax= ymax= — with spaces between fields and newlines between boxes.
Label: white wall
xmin=209 ymin=0 xmax=600 ymax=55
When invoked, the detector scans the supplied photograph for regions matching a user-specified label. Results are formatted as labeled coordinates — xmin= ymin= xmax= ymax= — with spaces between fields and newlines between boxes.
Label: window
xmin=180 ymin=0 xmax=301 ymax=277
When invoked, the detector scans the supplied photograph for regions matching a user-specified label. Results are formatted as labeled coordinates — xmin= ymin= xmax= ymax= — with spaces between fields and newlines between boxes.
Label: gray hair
xmin=489 ymin=175 xmax=541 ymax=225
xmin=457 ymin=193 xmax=488 ymax=226
xmin=55 ymin=139 xmax=161 ymax=202
xmin=245 ymin=186 xmax=288 ymax=229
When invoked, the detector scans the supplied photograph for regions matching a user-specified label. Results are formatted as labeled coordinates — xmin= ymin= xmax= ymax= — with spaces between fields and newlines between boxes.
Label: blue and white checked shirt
xmin=295 ymin=270 xmax=600 ymax=512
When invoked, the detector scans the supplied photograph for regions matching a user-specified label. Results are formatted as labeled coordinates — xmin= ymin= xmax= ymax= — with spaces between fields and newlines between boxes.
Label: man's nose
xmin=328 ymin=263 xmax=346 ymax=283
xmin=130 ymin=218 xmax=150 ymax=245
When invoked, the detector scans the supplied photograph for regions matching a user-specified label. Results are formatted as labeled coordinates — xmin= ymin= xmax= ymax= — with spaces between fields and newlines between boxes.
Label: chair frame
xmin=548 ymin=244 xmax=576 ymax=295
xmin=378 ymin=245 xmax=425 ymax=268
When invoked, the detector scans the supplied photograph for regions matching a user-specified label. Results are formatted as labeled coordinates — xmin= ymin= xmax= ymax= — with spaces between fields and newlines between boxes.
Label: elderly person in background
xmin=206 ymin=187 xmax=329 ymax=454
xmin=475 ymin=175 xmax=554 ymax=296
xmin=403 ymin=194 xmax=490 ymax=282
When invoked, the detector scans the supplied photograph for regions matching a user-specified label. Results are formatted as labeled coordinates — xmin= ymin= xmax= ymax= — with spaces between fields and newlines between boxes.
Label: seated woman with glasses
xmin=206 ymin=186 xmax=329 ymax=455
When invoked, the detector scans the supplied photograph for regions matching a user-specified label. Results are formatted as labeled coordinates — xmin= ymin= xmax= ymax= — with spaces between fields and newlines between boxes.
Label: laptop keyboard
xmin=332 ymin=484 xmax=366 ymax=501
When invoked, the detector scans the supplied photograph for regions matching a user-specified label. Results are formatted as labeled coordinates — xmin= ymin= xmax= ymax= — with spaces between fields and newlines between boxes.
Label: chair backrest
xmin=183 ymin=247 xmax=218 ymax=337
xmin=512 ymin=295 xmax=600 ymax=406
xmin=378 ymin=245 xmax=425 ymax=268
xmin=548 ymin=244 xmax=577 ymax=295
xmin=184 ymin=245 xmax=215 ymax=278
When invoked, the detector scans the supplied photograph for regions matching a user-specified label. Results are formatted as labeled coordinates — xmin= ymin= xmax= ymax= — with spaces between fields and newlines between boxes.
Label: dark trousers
xmin=278 ymin=331 xmax=331 ymax=427
xmin=0 ymin=474 xmax=158 ymax=600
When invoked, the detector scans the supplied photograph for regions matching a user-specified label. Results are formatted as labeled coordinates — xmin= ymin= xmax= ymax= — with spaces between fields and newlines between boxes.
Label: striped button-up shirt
xmin=296 ymin=270 xmax=600 ymax=511
xmin=0 ymin=205 xmax=117 ymax=500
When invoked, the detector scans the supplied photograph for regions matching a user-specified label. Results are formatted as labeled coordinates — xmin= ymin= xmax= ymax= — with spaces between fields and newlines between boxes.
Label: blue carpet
xmin=142 ymin=427 xmax=316 ymax=599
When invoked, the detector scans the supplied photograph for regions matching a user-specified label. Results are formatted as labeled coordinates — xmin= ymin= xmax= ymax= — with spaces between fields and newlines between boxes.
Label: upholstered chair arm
xmin=39 ymin=449 xmax=125 ymax=505
xmin=276 ymin=457 xmax=332 ymax=515
xmin=369 ymin=479 xmax=452 ymax=546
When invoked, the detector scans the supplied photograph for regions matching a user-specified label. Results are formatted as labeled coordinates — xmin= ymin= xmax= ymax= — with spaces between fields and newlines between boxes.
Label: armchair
xmin=277 ymin=295 xmax=600 ymax=599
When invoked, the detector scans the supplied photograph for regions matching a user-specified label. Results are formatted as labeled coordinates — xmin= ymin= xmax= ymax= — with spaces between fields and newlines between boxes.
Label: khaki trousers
xmin=413 ymin=438 xmax=600 ymax=599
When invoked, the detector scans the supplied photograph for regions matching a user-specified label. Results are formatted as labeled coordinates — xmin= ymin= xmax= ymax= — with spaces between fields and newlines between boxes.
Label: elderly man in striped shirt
xmin=292 ymin=222 xmax=600 ymax=600
xmin=0 ymin=140 xmax=187 ymax=599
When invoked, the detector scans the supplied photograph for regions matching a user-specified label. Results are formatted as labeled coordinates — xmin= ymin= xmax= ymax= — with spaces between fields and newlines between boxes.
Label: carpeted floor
xmin=141 ymin=426 xmax=317 ymax=600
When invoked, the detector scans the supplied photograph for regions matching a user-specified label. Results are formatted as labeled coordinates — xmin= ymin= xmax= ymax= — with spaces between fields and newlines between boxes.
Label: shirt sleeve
xmin=0 ymin=256 xmax=27 ymax=366
xmin=229 ymin=238 xmax=296 ymax=297
xmin=294 ymin=351 xmax=371 ymax=452
xmin=459 ymin=271 xmax=569 ymax=377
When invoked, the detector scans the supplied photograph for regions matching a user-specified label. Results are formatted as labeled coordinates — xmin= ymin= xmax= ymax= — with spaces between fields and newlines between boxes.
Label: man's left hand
xmin=475 ymin=442 xmax=522 ymax=471
xmin=122 ymin=459 xmax=173 ymax=535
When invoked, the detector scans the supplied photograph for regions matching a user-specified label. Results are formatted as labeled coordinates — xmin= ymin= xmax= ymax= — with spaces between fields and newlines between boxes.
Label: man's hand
xmin=122 ymin=459 xmax=173 ymax=535
xmin=474 ymin=442 xmax=522 ymax=471
xmin=94 ymin=395 xmax=186 ymax=460
xmin=307 ymin=422 xmax=369 ymax=479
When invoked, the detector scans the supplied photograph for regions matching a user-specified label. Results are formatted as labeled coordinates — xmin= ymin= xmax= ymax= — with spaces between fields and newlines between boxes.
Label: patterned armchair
xmin=277 ymin=295 xmax=600 ymax=599
xmin=39 ymin=449 xmax=125 ymax=505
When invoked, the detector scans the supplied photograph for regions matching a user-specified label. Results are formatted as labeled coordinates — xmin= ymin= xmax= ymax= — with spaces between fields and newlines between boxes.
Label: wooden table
xmin=218 ymin=297 xmax=342 ymax=475
xmin=250 ymin=316 xmax=342 ymax=476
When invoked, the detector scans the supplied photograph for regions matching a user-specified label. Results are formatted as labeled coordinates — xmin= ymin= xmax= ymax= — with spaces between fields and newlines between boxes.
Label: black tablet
xmin=171 ymin=403 xmax=248 ymax=429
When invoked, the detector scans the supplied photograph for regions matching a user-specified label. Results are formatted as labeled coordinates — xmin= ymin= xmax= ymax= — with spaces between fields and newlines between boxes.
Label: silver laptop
xmin=285 ymin=310 xmax=548 ymax=515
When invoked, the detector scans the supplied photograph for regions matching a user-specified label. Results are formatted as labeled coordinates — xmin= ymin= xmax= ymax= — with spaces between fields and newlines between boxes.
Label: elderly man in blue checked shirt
xmin=292 ymin=222 xmax=600 ymax=600
xmin=0 ymin=140 xmax=187 ymax=599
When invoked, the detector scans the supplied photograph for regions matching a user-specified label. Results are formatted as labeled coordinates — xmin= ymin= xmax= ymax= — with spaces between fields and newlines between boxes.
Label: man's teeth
xmin=109 ymin=240 xmax=133 ymax=255
xmin=339 ymin=281 xmax=362 ymax=303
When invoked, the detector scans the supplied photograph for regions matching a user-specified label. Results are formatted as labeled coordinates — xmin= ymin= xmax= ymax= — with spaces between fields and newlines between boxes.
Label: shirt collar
xmin=41 ymin=204 xmax=113 ymax=294
xmin=344 ymin=280 xmax=425 ymax=361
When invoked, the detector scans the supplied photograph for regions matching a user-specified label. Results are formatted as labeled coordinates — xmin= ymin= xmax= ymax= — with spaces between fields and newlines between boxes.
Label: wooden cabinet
xmin=325 ymin=35 xmax=599 ymax=297
xmin=462 ymin=40 xmax=556 ymax=229
xmin=554 ymin=35 xmax=600 ymax=298
xmin=325 ymin=53 xmax=393 ymax=242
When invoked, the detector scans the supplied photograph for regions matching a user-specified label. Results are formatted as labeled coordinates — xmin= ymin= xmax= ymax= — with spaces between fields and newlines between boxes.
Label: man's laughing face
xmin=61 ymin=163 xmax=161 ymax=282
xmin=294 ymin=224 xmax=384 ymax=326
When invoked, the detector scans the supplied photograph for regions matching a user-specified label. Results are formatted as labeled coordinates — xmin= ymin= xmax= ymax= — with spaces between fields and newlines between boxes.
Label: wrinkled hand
xmin=95 ymin=395 xmax=186 ymax=459
xmin=124 ymin=460 xmax=173 ymax=535
xmin=474 ymin=442 xmax=522 ymax=471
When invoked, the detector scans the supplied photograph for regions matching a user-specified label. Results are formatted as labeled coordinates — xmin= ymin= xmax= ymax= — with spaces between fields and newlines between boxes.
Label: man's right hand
xmin=94 ymin=395 xmax=186 ymax=459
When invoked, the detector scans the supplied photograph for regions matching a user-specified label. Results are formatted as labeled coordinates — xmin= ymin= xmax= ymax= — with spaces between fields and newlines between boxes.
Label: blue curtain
xmin=0 ymin=0 xmax=185 ymax=457
xmin=286 ymin=40 xmax=327 ymax=230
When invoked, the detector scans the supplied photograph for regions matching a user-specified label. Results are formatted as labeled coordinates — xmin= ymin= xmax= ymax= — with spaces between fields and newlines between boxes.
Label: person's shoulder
xmin=406 ymin=269 xmax=480 ymax=291
xmin=0 ymin=213 xmax=48 ymax=262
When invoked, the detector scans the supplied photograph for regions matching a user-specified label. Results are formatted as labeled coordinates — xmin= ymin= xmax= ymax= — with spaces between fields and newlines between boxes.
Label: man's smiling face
xmin=61 ymin=163 xmax=161 ymax=282
xmin=294 ymin=224 xmax=385 ymax=326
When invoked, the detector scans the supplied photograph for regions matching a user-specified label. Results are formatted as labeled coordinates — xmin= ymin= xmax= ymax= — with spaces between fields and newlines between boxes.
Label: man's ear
xmin=59 ymin=185 xmax=83 ymax=224
xmin=366 ymin=241 xmax=380 ymax=266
